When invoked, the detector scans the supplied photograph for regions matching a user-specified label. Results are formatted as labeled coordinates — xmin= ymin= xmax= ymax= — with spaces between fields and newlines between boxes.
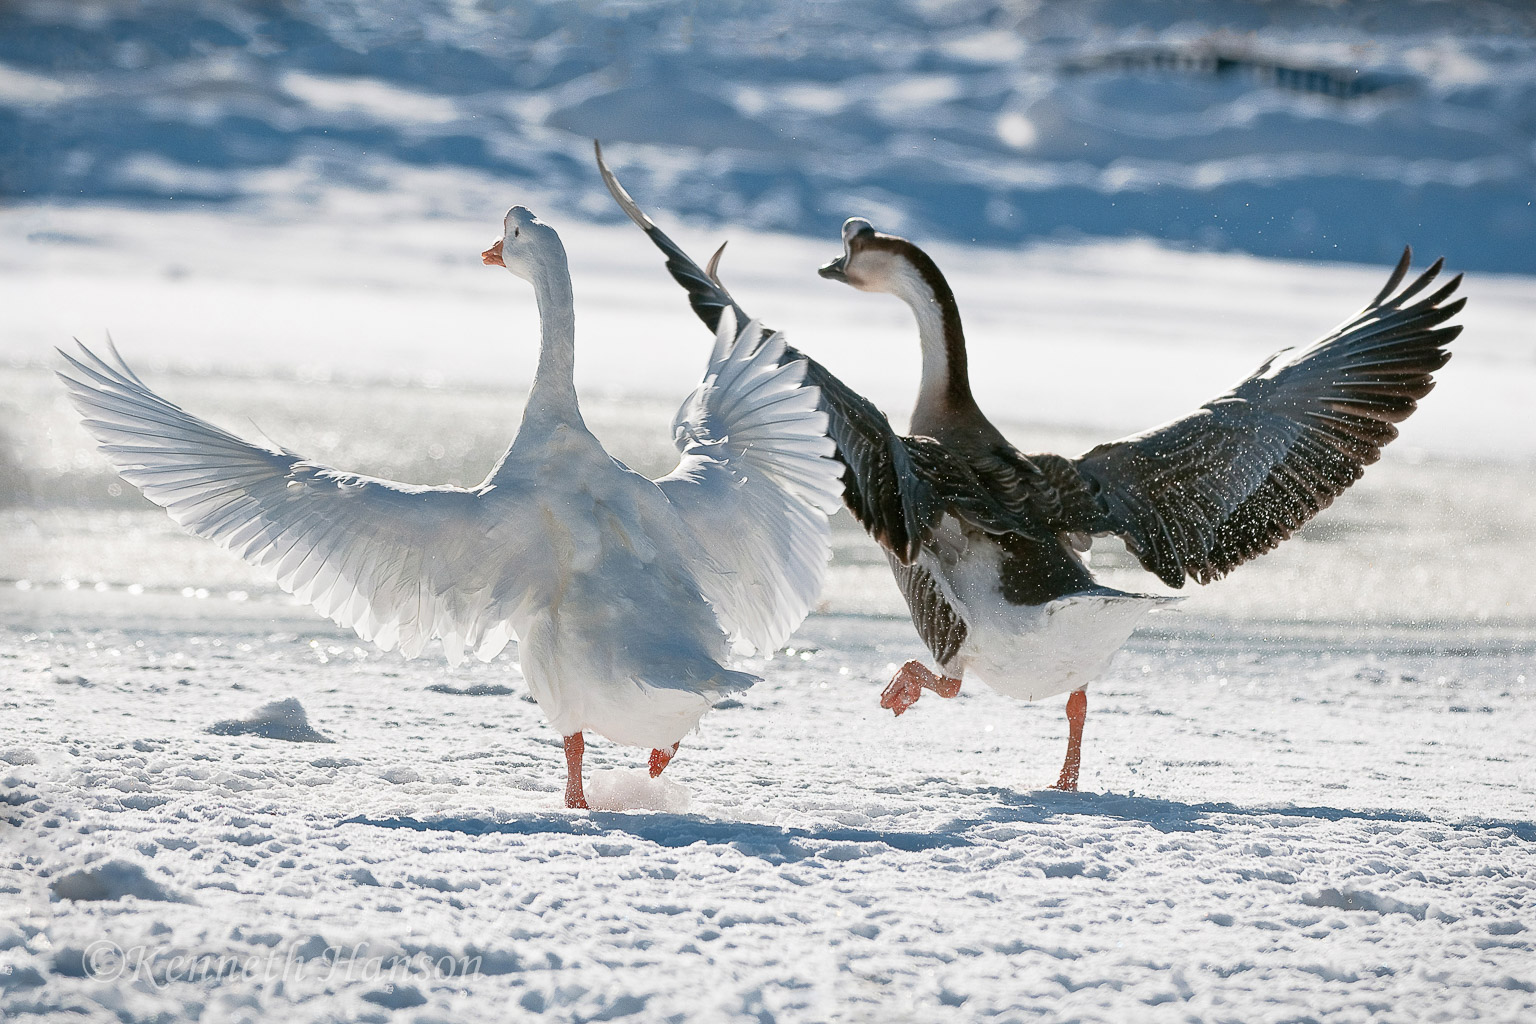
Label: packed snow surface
xmin=3 ymin=197 xmax=1534 ymax=1018
xmin=3 ymin=2 xmax=1536 ymax=1016
xmin=2 ymin=610 xmax=1533 ymax=1022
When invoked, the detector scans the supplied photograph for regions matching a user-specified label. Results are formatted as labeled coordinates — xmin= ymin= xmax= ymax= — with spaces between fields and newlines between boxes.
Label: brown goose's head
xmin=819 ymin=217 xmax=976 ymax=423
xmin=818 ymin=218 xmax=950 ymax=303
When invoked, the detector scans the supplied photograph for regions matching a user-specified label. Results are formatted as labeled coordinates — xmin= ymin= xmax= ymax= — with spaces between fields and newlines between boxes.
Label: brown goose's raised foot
xmin=1049 ymin=689 xmax=1088 ymax=792
xmin=649 ymin=741 xmax=681 ymax=778
xmin=881 ymin=659 xmax=962 ymax=716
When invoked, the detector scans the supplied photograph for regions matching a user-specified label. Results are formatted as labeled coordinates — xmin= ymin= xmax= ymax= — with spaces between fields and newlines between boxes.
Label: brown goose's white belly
xmin=922 ymin=518 xmax=1176 ymax=702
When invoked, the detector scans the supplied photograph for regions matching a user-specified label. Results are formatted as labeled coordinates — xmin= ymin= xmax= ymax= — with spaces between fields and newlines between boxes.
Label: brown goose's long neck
xmin=885 ymin=244 xmax=977 ymax=436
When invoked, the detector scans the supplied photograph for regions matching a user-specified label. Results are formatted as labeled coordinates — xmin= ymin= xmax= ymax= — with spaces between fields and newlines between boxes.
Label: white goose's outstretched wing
xmin=656 ymin=313 xmax=843 ymax=655
xmin=58 ymin=341 xmax=530 ymax=666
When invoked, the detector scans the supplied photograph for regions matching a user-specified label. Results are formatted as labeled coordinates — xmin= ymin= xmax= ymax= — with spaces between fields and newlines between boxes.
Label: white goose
xmin=596 ymin=148 xmax=1463 ymax=791
xmin=58 ymin=206 xmax=843 ymax=809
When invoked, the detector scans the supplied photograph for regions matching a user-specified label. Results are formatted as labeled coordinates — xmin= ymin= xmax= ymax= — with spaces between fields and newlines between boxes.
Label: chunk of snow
xmin=1301 ymin=887 xmax=1428 ymax=920
xmin=0 ymin=965 xmax=45 ymax=991
xmin=208 ymin=698 xmax=332 ymax=743
xmin=585 ymin=768 xmax=691 ymax=813
xmin=425 ymin=682 xmax=516 ymax=696
xmin=361 ymin=983 xmax=426 ymax=1009
xmin=49 ymin=859 xmax=185 ymax=903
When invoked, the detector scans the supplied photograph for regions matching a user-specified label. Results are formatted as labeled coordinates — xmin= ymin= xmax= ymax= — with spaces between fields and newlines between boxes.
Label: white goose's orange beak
xmin=481 ymin=239 xmax=505 ymax=267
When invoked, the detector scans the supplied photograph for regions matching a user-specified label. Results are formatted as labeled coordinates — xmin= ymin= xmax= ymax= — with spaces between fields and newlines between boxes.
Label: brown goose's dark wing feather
xmin=596 ymin=141 xmax=1036 ymax=562
xmin=1062 ymin=249 xmax=1463 ymax=586
xmin=596 ymin=141 xmax=747 ymax=337
xmin=887 ymin=555 xmax=968 ymax=665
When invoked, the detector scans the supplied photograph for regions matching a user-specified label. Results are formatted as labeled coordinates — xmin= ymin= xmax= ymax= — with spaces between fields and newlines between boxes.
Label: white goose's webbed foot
xmin=880 ymin=659 xmax=962 ymax=716
xmin=563 ymin=732 xmax=589 ymax=809
xmin=648 ymin=741 xmax=681 ymax=778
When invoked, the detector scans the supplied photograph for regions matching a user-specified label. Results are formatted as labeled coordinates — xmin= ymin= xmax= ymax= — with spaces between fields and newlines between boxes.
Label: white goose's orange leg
xmin=1050 ymin=689 xmax=1088 ymax=791
xmin=880 ymin=659 xmax=962 ymax=716
xmin=649 ymin=741 xmax=681 ymax=778
xmin=563 ymin=732 xmax=589 ymax=809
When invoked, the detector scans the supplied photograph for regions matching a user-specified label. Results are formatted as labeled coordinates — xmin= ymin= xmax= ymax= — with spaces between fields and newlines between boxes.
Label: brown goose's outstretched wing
xmin=595 ymin=141 xmax=1035 ymax=562
xmin=1059 ymin=249 xmax=1463 ymax=587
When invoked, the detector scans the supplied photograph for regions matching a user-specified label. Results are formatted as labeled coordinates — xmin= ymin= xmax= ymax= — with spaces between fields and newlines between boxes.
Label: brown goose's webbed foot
xmin=649 ymin=741 xmax=680 ymax=778
xmin=563 ymin=732 xmax=589 ymax=809
xmin=880 ymin=659 xmax=962 ymax=716
xmin=1050 ymin=689 xmax=1088 ymax=792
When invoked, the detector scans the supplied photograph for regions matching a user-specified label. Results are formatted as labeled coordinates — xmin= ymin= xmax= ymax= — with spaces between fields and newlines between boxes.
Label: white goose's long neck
xmin=520 ymin=251 xmax=585 ymax=432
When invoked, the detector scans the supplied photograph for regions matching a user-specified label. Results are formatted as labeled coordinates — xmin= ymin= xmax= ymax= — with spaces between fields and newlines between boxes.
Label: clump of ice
xmin=1303 ymin=887 xmax=1429 ymax=920
xmin=49 ymin=859 xmax=185 ymax=903
xmin=361 ymin=984 xmax=427 ymax=1009
xmin=585 ymin=768 xmax=691 ymax=813
xmin=425 ymin=682 xmax=516 ymax=696
xmin=0 ymin=965 xmax=44 ymax=991
xmin=208 ymin=697 xmax=333 ymax=743
xmin=0 ymin=747 xmax=36 ymax=765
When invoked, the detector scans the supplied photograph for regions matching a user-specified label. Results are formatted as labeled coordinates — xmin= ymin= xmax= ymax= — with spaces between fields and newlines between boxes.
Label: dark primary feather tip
xmin=1391 ymin=259 xmax=1451 ymax=308
xmin=593 ymin=139 xmax=654 ymax=231
xmin=706 ymin=242 xmax=729 ymax=286
xmin=1369 ymin=246 xmax=1414 ymax=307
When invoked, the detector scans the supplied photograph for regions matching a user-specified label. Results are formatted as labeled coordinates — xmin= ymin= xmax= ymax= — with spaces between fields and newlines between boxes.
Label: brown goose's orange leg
xmin=649 ymin=741 xmax=681 ymax=778
xmin=1051 ymin=689 xmax=1088 ymax=791
xmin=880 ymin=659 xmax=962 ymax=716
xmin=563 ymin=732 xmax=589 ymax=809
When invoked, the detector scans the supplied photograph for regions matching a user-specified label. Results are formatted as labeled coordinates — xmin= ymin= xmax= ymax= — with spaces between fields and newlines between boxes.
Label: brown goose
xmin=596 ymin=143 xmax=1463 ymax=791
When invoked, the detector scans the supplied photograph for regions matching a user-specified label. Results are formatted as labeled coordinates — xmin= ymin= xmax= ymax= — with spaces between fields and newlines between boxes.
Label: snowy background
xmin=3 ymin=1 xmax=1535 ymax=1021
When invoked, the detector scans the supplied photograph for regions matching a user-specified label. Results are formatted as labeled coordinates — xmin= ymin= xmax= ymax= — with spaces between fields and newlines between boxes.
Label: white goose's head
xmin=481 ymin=206 xmax=566 ymax=284
xmin=818 ymin=217 xmax=944 ymax=303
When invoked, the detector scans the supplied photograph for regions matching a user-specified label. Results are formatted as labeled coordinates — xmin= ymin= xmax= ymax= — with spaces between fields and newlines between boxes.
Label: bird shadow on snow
xmin=341 ymin=792 xmax=1533 ymax=864
xmin=962 ymin=788 xmax=1536 ymax=842
xmin=339 ymin=812 xmax=974 ymax=865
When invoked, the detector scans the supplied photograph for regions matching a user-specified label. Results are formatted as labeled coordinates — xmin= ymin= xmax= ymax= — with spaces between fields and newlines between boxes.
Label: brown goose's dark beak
xmin=818 ymin=254 xmax=848 ymax=282
xmin=481 ymin=239 xmax=505 ymax=267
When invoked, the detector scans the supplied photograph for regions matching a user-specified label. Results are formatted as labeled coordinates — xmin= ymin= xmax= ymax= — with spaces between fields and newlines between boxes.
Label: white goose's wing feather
xmin=655 ymin=313 xmax=843 ymax=655
xmin=57 ymin=341 xmax=530 ymax=667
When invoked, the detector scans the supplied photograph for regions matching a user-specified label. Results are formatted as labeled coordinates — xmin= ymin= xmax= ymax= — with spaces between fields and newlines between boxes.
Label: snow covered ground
xmin=2 ymin=195 xmax=1535 ymax=1022
xmin=4 ymin=0 xmax=1536 ymax=1019
xmin=1 ymin=607 xmax=1533 ymax=1022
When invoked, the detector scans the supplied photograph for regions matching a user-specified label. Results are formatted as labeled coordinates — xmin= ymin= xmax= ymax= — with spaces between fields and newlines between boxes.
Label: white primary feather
xmin=56 ymin=320 xmax=842 ymax=674
xmin=57 ymin=340 xmax=531 ymax=668
xmin=657 ymin=311 xmax=844 ymax=655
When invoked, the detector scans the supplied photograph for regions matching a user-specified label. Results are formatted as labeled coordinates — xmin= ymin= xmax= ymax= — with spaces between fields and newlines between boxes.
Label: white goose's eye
xmin=512 ymin=227 xmax=520 ymax=239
